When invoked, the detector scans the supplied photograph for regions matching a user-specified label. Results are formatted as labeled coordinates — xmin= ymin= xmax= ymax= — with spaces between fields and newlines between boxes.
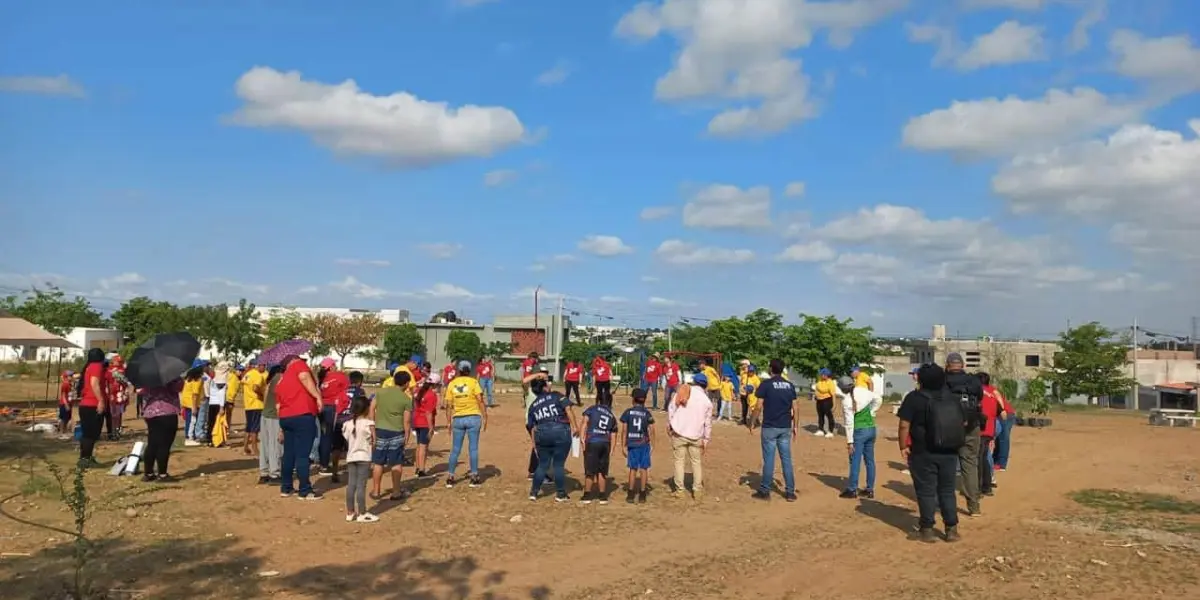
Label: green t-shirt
xmin=262 ymin=374 xmax=281 ymax=419
xmin=374 ymin=387 xmax=413 ymax=432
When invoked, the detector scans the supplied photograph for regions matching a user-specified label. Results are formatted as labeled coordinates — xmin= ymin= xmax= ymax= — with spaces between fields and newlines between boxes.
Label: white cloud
xmin=1034 ymin=266 xmax=1095 ymax=283
xmin=0 ymin=75 xmax=85 ymax=98
xmin=639 ymin=206 xmax=676 ymax=220
xmin=992 ymin=121 xmax=1200 ymax=257
xmin=641 ymin=275 xmax=661 ymax=283
xmin=330 ymin=276 xmax=387 ymax=299
xmin=682 ymin=184 xmax=771 ymax=229
xmin=822 ymin=253 xmax=902 ymax=290
xmin=334 ymin=258 xmax=391 ymax=267
xmin=483 ymin=169 xmax=519 ymax=187
xmin=536 ymin=61 xmax=573 ymax=86
xmin=869 ymin=309 xmax=885 ymax=318
xmin=228 ymin=66 xmax=527 ymax=167
xmin=511 ymin=286 xmax=576 ymax=302
xmin=655 ymin=240 xmax=755 ymax=265
xmin=296 ymin=286 xmax=320 ymax=295
xmin=99 ymin=272 xmax=146 ymax=289
xmin=777 ymin=241 xmax=836 ymax=263
xmin=614 ymin=0 xmax=906 ymax=137
xmin=1109 ymin=30 xmax=1200 ymax=93
xmin=783 ymin=181 xmax=806 ymax=198
xmin=578 ymin=235 xmax=634 ymax=257
xmin=1067 ymin=0 xmax=1106 ymax=53
xmin=901 ymin=87 xmax=1141 ymax=158
xmin=527 ymin=264 xmax=547 ymax=272
xmin=955 ymin=21 xmax=1045 ymax=70
xmin=402 ymin=283 xmax=490 ymax=300
xmin=906 ymin=23 xmax=959 ymax=66
xmin=206 ymin=278 xmax=270 ymax=296
xmin=417 ymin=242 xmax=463 ymax=259
xmin=599 ymin=296 xmax=629 ymax=303
xmin=649 ymin=296 xmax=696 ymax=308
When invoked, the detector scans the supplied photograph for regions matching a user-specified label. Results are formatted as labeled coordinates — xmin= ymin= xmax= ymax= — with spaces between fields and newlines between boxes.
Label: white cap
xmin=428 ymin=373 xmax=442 ymax=384
xmin=683 ymin=374 xmax=694 ymax=384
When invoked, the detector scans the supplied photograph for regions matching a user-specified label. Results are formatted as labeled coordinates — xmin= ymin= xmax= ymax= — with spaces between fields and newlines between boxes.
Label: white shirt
xmin=342 ymin=417 xmax=375 ymax=463
xmin=841 ymin=386 xmax=882 ymax=443
xmin=207 ymin=379 xmax=228 ymax=407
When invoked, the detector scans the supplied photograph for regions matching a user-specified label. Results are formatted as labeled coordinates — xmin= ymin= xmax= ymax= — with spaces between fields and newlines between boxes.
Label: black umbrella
xmin=126 ymin=332 xmax=202 ymax=389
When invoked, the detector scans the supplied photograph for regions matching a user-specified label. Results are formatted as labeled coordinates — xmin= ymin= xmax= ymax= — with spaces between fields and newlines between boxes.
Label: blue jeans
xmin=993 ymin=416 xmax=1014 ymax=469
xmin=481 ymin=378 xmax=495 ymax=406
xmin=280 ymin=414 xmax=318 ymax=496
xmin=318 ymin=405 xmax=336 ymax=468
xmin=847 ymin=427 xmax=877 ymax=491
xmin=759 ymin=427 xmax=795 ymax=494
xmin=531 ymin=425 xmax=571 ymax=496
xmin=192 ymin=402 xmax=209 ymax=440
xmin=641 ymin=381 xmax=659 ymax=409
xmin=448 ymin=415 xmax=482 ymax=477
xmin=182 ymin=407 xmax=194 ymax=440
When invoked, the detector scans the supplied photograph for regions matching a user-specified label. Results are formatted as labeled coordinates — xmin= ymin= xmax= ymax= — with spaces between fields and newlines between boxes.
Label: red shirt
xmin=564 ymin=362 xmax=582 ymax=382
xmin=644 ymin=359 xmax=661 ymax=383
xmin=320 ymin=371 xmax=350 ymax=413
xmin=59 ymin=381 xmax=72 ymax=406
xmin=593 ymin=360 xmax=611 ymax=382
xmin=276 ymin=360 xmax=319 ymax=419
xmin=981 ymin=386 xmax=1001 ymax=438
xmin=477 ymin=360 xmax=494 ymax=379
xmin=79 ymin=363 xmax=105 ymax=408
xmin=441 ymin=364 xmax=456 ymax=384
xmin=666 ymin=363 xmax=681 ymax=387
xmin=413 ymin=388 xmax=438 ymax=429
xmin=997 ymin=390 xmax=1014 ymax=415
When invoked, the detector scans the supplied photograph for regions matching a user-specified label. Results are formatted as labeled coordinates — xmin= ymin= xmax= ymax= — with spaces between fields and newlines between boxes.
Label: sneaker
xmin=356 ymin=513 xmax=380 ymax=523
xmin=580 ymin=493 xmax=593 ymax=505
xmin=554 ymin=493 xmax=569 ymax=503
xmin=839 ymin=489 xmax=857 ymax=499
xmin=469 ymin=475 xmax=482 ymax=488
xmin=812 ymin=430 xmax=825 ymax=437
xmin=257 ymin=476 xmax=270 ymax=485
xmin=944 ymin=526 xmax=961 ymax=542
xmin=598 ymin=494 xmax=610 ymax=505
xmin=155 ymin=474 xmax=173 ymax=483
xmin=318 ymin=468 xmax=332 ymax=476
xmin=280 ymin=491 xmax=295 ymax=498
xmin=184 ymin=440 xmax=201 ymax=447
xmin=141 ymin=473 xmax=157 ymax=483
xmin=915 ymin=528 xmax=939 ymax=543
xmin=824 ymin=432 xmax=834 ymax=439
xmin=415 ymin=469 xmax=428 ymax=478
xmin=445 ymin=476 xmax=456 ymax=489
xmin=526 ymin=473 xmax=534 ymax=481
xmin=751 ymin=489 xmax=770 ymax=501
xmin=637 ymin=490 xmax=648 ymax=504
xmin=968 ymin=508 xmax=982 ymax=517
xmin=528 ymin=494 xmax=537 ymax=501
xmin=901 ymin=469 xmax=911 ymax=476
xmin=859 ymin=489 xmax=875 ymax=499
xmin=785 ymin=492 xmax=798 ymax=502
xmin=345 ymin=514 xmax=356 ymax=522
xmin=299 ymin=492 xmax=324 ymax=501
xmin=626 ymin=490 xmax=637 ymax=504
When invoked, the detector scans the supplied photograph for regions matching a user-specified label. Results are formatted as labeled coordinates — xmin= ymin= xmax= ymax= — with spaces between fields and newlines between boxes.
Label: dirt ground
xmin=1 ymin=390 xmax=1199 ymax=600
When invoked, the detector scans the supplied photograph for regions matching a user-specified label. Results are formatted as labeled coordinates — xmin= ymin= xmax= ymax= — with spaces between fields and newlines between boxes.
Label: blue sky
xmin=1 ymin=0 xmax=1197 ymax=339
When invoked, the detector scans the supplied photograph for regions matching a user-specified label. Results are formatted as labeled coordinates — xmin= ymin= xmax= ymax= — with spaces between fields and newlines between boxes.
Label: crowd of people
xmin=54 ymin=347 xmax=1014 ymax=540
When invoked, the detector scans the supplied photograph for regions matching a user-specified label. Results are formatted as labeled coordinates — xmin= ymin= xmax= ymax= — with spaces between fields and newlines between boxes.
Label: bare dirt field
xmin=1 ymin=389 xmax=1199 ymax=600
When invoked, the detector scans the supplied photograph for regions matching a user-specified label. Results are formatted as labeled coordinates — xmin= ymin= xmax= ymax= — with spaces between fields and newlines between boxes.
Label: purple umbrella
xmin=257 ymin=339 xmax=313 ymax=367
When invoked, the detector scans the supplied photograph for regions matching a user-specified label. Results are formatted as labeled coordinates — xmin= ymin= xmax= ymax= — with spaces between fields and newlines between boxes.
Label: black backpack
xmin=947 ymin=374 xmax=985 ymax=431
xmin=923 ymin=389 xmax=966 ymax=452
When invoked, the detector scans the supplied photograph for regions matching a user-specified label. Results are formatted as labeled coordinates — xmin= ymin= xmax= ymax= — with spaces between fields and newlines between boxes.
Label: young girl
xmin=411 ymin=373 xmax=439 ymax=477
xmin=57 ymin=371 xmax=73 ymax=437
xmin=341 ymin=394 xmax=377 ymax=523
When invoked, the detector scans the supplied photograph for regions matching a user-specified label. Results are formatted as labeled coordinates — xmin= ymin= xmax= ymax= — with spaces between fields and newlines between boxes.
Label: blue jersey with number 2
xmin=582 ymin=405 xmax=618 ymax=444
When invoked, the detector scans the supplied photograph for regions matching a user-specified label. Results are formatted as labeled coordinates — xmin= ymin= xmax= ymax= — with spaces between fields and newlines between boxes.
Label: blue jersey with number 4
xmin=582 ymin=405 xmax=618 ymax=444
xmin=620 ymin=405 xmax=654 ymax=447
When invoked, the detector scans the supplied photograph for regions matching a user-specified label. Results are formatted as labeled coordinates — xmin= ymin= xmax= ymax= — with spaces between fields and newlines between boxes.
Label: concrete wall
xmin=909 ymin=339 xmax=1059 ymax=380
xmin=1126 ymin=357 xmax=1200 ymax=387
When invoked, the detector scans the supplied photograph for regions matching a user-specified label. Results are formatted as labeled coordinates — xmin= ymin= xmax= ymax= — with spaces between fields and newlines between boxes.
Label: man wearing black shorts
xmin=581 ymin=390 xmax=618 ymax=504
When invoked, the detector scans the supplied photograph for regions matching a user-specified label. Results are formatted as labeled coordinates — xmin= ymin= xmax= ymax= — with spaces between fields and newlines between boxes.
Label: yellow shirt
xmin=446 ymin=376 xmax=483 ymax=417
xmin=381 ymin=365 xmax=418 ymax=391
xmin=703 ymin=366 xmax=720 ymax=391
xmin=226 ymin=374 xmax=241 ymax=406
xmin=855 ymin=372 xmax=873 ymax=390
xmin=745 ymin=374 xmax=762 ymax=408
xmin=180 ymin=379 xmax=203 ymax=410
xmin=242 ymin=369 xmax=266 ymax=410
xmin=720 ymin=380 xmax=734 ymax=402
xmin=815 ymin=379 xmax=837 ymax=400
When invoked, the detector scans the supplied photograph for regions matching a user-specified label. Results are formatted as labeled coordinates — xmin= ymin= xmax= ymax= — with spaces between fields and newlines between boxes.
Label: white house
xmin=0 ymin=327 xmax=124 ymax=362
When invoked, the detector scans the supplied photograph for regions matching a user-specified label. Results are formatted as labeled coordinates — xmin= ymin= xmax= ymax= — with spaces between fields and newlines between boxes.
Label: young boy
xmin=719 ymin=374 xmax=735 ymax=421
xmin=620 ymin=388 xmax=656 ymax=504
xmin=581 ymin=390 xmax=618 ymax=505
xmin=57 ymin=370 xmax=73 ymax=436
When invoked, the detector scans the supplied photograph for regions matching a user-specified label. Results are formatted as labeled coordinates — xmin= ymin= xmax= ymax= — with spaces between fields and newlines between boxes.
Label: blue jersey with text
xmin=620 ymin=405 xmax=654 ymax=447
xmin=526 ymin=392 xmax=571 ymax=429
xmin=582 ymin=405 xmax=618 ymax=444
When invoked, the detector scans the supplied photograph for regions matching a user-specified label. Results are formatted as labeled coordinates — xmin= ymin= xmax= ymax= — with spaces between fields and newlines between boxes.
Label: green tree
xmin=0 ymin=285 xmax=107 ymax=336
xmin=1044 ymin=322 xmax=1135 ymax=400
xmin=261 ymin=309 xmax=307 ymax=346
xmin=444 ymin=330 xmax=484 ymax=363
xmin=303 ymin=314 xmax=387 ymax=368
xmin=1022 ymin=377 xmax=1050 ymax=415
xmin=780 ymin=314 xmax=875 ymax=380
xmin=110 ymin=297 xmax=185 ymax=346
xmin=380 ymin=323 xmax=426 ymax=364
xmin=481 ymin=340 xmax=513 ymax=359
xmin=709 ymin=309 xmax=784 ymax=365
xmin=205 ymin=299 xmax=263 ymax=362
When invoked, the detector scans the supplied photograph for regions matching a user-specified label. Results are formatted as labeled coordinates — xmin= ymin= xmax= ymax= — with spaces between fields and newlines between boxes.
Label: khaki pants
xmin=671 ymin=435 xmax=704 ymax=493
xmin=957 ymin=429 xmax=981 ymax=513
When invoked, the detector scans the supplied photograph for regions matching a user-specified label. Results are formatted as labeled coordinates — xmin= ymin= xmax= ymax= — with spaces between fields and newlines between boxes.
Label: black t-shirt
xmin=897 ymin=389 xmax=958 ymax=456
xmin=755 ymin=376 xmax=797 ymax=429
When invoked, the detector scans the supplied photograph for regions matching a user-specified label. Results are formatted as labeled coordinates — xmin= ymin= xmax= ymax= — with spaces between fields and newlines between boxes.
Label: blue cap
xmin=191 ymin=358 xmax=208 ymax=368
xmin=747 ymin=364 xmax=756 ymax=372
xmin=819 ymin=368 xmax=832 ymax=376
xmin=910 ymin=366 xmax=920 ymax=375
xmin=457 ymin=360 xmax=472 ymax=372
xmin=743 ymin=384 xmax=754 ymax=393
xmin=387 ymin=361 xmax=399 ymax=372
xmin=248 ymin=358 xmax=258 ymax=366
xmin=851 ymin=365 xmax=861 ymax=373
xmin=693 ymin=373 xmax=708 ymax=387
xmin=410 ymin=354 xmax=423 ymax=364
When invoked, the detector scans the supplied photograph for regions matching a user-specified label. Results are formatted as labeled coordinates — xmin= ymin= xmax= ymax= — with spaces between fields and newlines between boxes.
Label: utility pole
xmin=667 ymin=315 xmax=674 ymax=352
xmin=1192 ymin=316 xmax=1198 ymax=358
xmin=553 ymin=296 xmax=564 ymax=379
xmin=1131 ymin=317 xmax=1139 ymax=411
